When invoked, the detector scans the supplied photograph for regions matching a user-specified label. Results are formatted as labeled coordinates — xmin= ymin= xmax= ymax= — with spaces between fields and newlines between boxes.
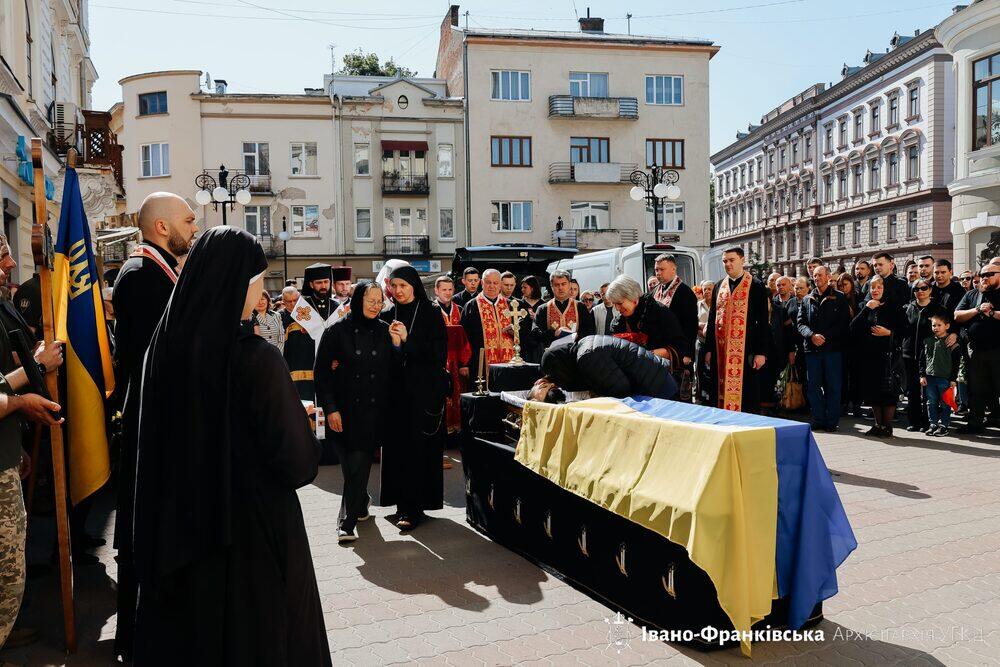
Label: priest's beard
xmin=166 ymin=227 xmax=192 ymax=257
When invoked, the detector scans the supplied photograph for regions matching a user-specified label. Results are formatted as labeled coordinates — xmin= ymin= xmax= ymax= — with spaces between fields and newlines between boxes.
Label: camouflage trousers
xmin=0 ymin=465 xmax=25 ymax=646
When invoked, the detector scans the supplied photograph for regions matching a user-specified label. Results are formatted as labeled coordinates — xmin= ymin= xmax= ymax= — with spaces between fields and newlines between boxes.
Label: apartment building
xmin=938 ymin=0 xmax=1000 ymax=272
xmin=435 ymin=5 xmax=718 ymax=252
xmin=712 ymin=27 xmax=953 ymax=276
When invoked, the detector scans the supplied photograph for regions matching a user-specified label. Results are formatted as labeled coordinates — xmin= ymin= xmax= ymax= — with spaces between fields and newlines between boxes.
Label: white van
xmin=547 ymin=243 xmax=725 ymax=294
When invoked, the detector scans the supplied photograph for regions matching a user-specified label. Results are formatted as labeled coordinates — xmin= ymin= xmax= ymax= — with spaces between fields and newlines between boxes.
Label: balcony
xmin=548 ymin=95 xmax=638 ymax=120
xmin=49 ymin=109 xmax=124 ymax=190
xmin=382 ymin=172 xmax=430 ymax=196
xmin=245 ymin=171 xmax=272 ymax=194
xmin=548 ymin=162 xmax=637 ymax=184
xmin=257 ymin=234 xmax=281 ymax=259
xmin=383 ymin=235 xmax=430 ymax=256
xmin=552 ymin=228 xmax=639 ymax=250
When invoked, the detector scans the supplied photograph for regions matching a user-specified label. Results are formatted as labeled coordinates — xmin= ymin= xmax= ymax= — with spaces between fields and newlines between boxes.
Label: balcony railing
xmin=552 ymin=228 xmax=639 ymax=249
xmin=245 ymin=171 xmax=272 ymax=194
xmin=49 ymin=109 xmax=124 ymax=190
xmin=548 ymin=95 xmax=639 ymax=120
xmin=382 ymin=172 xmax=430 ymax=195
xmin=384 ymin=235 xmax=430 ymax=256
xmin=256 ymin=234 xmax=281 ymax=259
xmin=548 ymin=162 xmax=637 ymax=184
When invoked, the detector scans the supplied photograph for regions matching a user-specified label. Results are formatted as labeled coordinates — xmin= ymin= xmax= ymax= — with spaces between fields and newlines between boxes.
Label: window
xmin=725 ymin=173 xmax=730 ymax=194
xmin=756 ymin=157 xmax=762 ymax=180
xmin=854 ymin=112 xmax=863 ymax=141
xmin=491 ymin=70 xmax=531 ymax=101
xmin=140 ymin=143 xmax=169 ymax=177
xmin=493 ymin=201 xmax=532 ymax=231
xmin=887 ymin=152 xmax=898 ymax=185
xmin=355 ymin=208 xmax=372 ymax=240
xmin=825 ymin=125 xmax=834 ymax=153
xmin=907 ymin=210 xmax=918 ymax=237
xmin=244 ymin=206 xmax=271 ymax=237
xmin=290 ymin=142 xmax=317 ymax=176
xmin=824 ymin=227 xmax=831 ymax=250
xmin=837 ymin=224 xmax=845 ymax=248
xmin=645 ymin=75 xmax=683 ymax=105
xmin=888 ymin=213 xmax=897 ymax=241
xmin=869 ymin=218 xmax=879 ymax=244
xmin=870 ymin=104 xmax=880 ymax=133
xmin=779 ymin=147 xmax=786 ymax=170
xmin=853 ymin=164 xmax=863 ymax=195
xmin=838 ymin=170 xmax=847 ymax=200
xmin=748 ymin=162 xmax=754 ymax=183
xmin=869 ymin=157 xmax=880 ymax=190
xmin=569 ymin=72 xmax=608 ymax=98
xmin=853 ymin=220 xmax=862 ymax=245
xmin=973 ymin=52 xmax=1000 ymax=150
xmin=888 ymin=96 xmax=899 ymax=126
xmin=437 ymin=144 xmax=453 ymax=178
xmin=645 ymin=139 xmax=684 ymax=168
xmin=242 ymin=142 xmax=269 ymax=175
xmin=491 ymin=136 xmax=532 ymax=166
xmin=138 ymin=91 xmax=167 ymax=116
xmin=24 ymin=0 xmax=32 ymax=97
xmin=838 ymin=120 xmax=848 ymax=148
xmin=804 ymin=134 xmax=812 ymax=157
xmin=823 ymin=174 xmax=833 ymax=203
xmin=768 ymin=152 xmax=774 ymax=175
xmin=571 ymin=201 xmax=610 ymax=230
xmin=907 ymin=145 xmax=919 ymax=180
xmin=908 ymin=85 xmax=920 ymax=118
xmin=354 ymin=143 xmax=369 ymax=175
xmin=439 ymin=208 xmax=455 ymax=240
xmin=291 ymin=204 xmax=320 ymax=238
xmin=570 ymin=137 xmax=609 ymax=163
xmin=792 ymin=141 xmax=799 ymax=165
xmin=740 ymin=166 xmax=746 ymax=188
xmin=646 ymin=201 xmax=685 ymax=232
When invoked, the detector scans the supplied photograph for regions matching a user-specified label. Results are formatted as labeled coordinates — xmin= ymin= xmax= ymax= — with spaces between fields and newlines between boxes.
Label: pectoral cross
xmin=504 ymin=298 xmax=529 ymax=366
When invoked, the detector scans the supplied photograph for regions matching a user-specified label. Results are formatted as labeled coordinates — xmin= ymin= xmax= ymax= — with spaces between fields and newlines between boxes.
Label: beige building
xmin=1 ymin=0 xmax=119 ymax=282
xmin=938 ymin=0 xmax=1000 ymax=272
xmin=434 ymin=6 xmax=717 ymax=252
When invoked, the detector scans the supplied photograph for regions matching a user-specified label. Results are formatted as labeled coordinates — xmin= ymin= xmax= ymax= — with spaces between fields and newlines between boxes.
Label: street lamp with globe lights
xmin=629 ymin=165 xmax=681 ymax=244
xmin=194 ymin=164 xmax=252 ymax=226
xmin=278 ymin=215 xmax=291 ymax=283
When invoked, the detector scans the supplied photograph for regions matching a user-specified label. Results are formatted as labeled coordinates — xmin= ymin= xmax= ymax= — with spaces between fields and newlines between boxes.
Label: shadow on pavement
xmin=829 ymin=469 xmax=932 ymax=499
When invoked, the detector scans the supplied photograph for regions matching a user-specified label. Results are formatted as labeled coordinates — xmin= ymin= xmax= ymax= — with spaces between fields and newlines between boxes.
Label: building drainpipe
xmin=462 ymin=36 xmax=473 ymax=247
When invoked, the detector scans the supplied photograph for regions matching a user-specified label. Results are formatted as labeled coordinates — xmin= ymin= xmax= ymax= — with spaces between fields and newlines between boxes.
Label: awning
xmin=96 ymin=227 xmax=140 ymax=245
xmin=381 ymin=140 xmax=428 ymax=152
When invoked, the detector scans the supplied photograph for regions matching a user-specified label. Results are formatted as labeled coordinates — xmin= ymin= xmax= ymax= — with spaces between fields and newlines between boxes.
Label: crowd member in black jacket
xmin=954 ymin=264 xmax=1000 ymax=434
xmin=650 ymin=253 xmax=699 ymax=364
xmin=796 ymin=265 xmax=851 ymax=432
xmin=902 ymin=279 xmax=944 ymax=432
xmin=850 ymin=276 xmax=906 ymax=437
xmin=864 ymin=252 xmax=910 ymax=309
xmin=932 ymin=259 xmax=966 ymax=313
xmin=315 ymin=281 xmax=401 ymax=543
xmin=538 ymin=335 xmax=677 ymax=400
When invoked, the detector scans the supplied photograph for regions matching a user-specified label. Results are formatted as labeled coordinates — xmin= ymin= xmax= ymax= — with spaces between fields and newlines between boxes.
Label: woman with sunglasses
xmin=850 ymin=276 xmax=906 ymax=437
xmin=902 ymin=278 xmax=944 ymax=433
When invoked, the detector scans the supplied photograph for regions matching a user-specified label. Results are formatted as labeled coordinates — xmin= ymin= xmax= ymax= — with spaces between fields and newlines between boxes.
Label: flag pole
xmin=30 ymin=138 xmax=76 ymax=653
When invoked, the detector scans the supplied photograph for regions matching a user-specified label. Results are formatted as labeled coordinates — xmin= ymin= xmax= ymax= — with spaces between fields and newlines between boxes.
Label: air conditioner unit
xmin=51 ymin=102 xmax=81 ymax=144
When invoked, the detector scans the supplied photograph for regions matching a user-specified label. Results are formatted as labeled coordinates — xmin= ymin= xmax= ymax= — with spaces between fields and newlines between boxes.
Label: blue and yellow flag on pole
xmin=53 ymin=167 xmax=115 ymax=505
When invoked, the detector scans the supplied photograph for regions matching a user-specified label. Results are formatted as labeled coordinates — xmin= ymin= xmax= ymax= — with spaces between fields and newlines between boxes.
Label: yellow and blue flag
xmin=53 ymin=167 xmax=115 ymax=505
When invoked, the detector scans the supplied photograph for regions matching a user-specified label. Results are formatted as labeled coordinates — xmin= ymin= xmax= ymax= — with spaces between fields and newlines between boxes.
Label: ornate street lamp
xmin=629 ymin=166 xmax=681 ymax=244
xmin=194 ymin=164 xmax=251 ymax=226
xmin=278 ymin=215 xmax=291 ymax=283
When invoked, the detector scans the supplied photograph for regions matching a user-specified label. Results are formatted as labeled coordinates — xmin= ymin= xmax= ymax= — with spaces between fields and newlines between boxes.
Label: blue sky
xmin=89 ymin=0 xmax=956 ymax=155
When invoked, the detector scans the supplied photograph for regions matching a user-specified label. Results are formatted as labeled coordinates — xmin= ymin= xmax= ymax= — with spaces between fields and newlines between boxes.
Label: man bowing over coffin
xmin=461 ymin=268 xmax=514 ymax=366
xmin=704 ymin=247 xmax=772 ymax=413
xmin=282 ymin=263 xmax=344 ymax=401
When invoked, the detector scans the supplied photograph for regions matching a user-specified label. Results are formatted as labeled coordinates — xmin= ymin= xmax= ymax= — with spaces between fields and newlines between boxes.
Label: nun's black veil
xmin=134 ymin=226 xmax=268 ymax=583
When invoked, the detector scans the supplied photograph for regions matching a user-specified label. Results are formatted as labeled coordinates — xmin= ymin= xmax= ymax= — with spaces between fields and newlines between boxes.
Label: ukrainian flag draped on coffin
xmin=53 ymin=166 xmax=115 ymax=505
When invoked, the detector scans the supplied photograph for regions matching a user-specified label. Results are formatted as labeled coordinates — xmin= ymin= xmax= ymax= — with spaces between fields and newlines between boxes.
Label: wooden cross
xmin=504 ymin=298 xmax=529 ymax=365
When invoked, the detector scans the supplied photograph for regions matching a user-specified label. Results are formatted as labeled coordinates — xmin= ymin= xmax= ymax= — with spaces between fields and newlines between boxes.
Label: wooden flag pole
xmin=30 ymin=138 xmax=76 ymax=653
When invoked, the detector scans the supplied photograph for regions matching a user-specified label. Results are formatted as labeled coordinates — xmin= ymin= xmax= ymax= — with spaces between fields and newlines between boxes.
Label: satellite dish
xmin=204 ymin=72 xmax=212 ymax=90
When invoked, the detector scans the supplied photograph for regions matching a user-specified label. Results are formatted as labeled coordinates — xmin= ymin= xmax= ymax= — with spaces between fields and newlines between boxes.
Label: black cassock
xmin=380 ymin=273 xmax=447 ymax=515
xmin=282 ymin=310 xmax=317 ymax=401
xmin=109 ymin=241 xmax=177 ymax=659
xmin=531 ymin=298 xmax=596 ymax=348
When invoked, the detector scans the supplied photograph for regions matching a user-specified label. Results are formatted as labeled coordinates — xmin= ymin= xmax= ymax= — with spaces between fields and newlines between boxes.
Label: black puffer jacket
xmin=541 ymin=335 xmax=677 ymax=399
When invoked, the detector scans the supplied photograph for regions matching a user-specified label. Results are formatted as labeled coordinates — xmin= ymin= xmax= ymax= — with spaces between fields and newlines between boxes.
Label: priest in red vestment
xmin=461 ymin=268 xmax=514 ymax=367
xmin=434 ymin=275 xmax=470 ymax=436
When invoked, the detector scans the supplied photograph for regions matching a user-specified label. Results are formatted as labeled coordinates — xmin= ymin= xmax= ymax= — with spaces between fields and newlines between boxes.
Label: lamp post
xmin=629 ymin=165 xmax=681 ymax=244
xmin=194 ymin=164 xmax=252 ymax=226
xmin=278 ymin=215 xmax=290 ymax=283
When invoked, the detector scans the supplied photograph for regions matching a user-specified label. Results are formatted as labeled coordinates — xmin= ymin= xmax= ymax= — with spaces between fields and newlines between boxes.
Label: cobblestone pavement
xmin=3 ymin=418 xmax=999 ymax=666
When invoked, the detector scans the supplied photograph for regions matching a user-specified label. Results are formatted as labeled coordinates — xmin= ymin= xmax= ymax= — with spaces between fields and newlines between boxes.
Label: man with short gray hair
xmin=531 ymin=270 xmax=595 ymax=348
xmin=462 ymin=268 xmax=515 ymax=364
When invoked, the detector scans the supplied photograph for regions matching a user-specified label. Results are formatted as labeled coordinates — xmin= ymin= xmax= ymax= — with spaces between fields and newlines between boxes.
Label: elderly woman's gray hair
xmin=605 ymin=275 xmax=643 ymax=303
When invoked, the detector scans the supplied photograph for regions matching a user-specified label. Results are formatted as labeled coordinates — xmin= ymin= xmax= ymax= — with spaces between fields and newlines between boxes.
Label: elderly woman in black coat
xmin=315 ymin=280 xmax=402 ymax=543
xmin=850 ymin=275 xmax=906 ymax=437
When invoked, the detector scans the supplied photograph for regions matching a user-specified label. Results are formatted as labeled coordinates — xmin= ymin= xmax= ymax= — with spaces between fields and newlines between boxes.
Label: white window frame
xmin=887 ymin=213 xmax=898 ymax=241
xmin=291 ymin=204 xmax=320 ymax=238
xmin=493 ymin=201 xmax=533 ymax=232
xmin=907 ymin=145 xmax=919 ymax=180
xmin=439 ymin=208 xmax=455 ymax=240
xmin=355 ymin=208 xmax=372 ymax=241
xmin=140 ymin=142 xmax=169 ymax=178
xmin=354 ymin=143 xmax=370 ymax=176
xmin=570 ymin=201 xmax=610 ymax=230
xmin=569 ymin=71 xmax=608 ymax=98
xmin=491 ymin=70 xmax=531 ymax=101
xmin=645 ymin=75 xmax=683 ymax=105
xmin=289 ymin=141 xmax=318 ymax=177
xmin=906 ymin=210 xmax=918 ymax=237
xmin=437 ymin=144 xmax=453 ymax=178
xmin=242 ymin=141 xmax=269 ymax=176
xmin=243 ymin=205 xmax=271 ymax=237
xmin=646 ymin=201 xmax=685 ymax=233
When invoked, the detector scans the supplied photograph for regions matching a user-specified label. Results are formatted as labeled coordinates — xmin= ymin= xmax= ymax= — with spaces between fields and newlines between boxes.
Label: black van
xmin=450 ymin=244 xmax=578 ymax=285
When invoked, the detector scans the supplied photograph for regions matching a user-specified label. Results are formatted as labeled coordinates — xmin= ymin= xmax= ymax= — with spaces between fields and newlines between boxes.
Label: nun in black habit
xmin=381 ymin=265 xmax=448 ymax=530
xmin=133 ymin=227 xmax=330 ymax=666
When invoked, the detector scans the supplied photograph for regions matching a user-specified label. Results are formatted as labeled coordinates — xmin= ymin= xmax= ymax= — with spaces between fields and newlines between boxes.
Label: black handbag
xmin=883 ymin=333 xmax=906 ymax=396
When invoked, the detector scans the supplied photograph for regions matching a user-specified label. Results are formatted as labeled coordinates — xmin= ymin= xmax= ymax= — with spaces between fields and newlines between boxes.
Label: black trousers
xmin=333 ymin=441 xmax=372 ymax=532
xmin=904 ymin=357 xmax=927 ymax=429
xmin=968 ymin=347 xmax=1000 ymax=427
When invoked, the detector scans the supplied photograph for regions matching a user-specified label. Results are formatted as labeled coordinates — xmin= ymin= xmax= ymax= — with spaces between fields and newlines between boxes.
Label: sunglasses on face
xmin=982 ymin=272 xmax=999 ymax=278
xmin=960 ymin=277 xmax=973 ymax=282
xmin=914 ymin=285 xmax=931 ymax=292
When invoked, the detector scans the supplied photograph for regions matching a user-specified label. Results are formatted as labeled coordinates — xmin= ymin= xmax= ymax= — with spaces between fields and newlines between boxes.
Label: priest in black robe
xmin=303 ymin=262 xmax=333 ymax=320
xmin=332 ymin=265 xmax=353 ymax=308
xmin=134 ymin=227 xmax=329 ymax=666
xmin=381 ymin=265 xmax=447 ymax=530
xmin=531 ymin=270 xmax=595 ymax=348
xmin=110 ymin=192 xmax=195 ymax=661
xmin=704 ymin=248 xmax=772 ymax=414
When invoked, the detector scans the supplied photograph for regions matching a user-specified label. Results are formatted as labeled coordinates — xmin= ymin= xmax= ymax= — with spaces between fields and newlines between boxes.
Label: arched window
xmin=24 ymin=0 xmax=32 ymax=97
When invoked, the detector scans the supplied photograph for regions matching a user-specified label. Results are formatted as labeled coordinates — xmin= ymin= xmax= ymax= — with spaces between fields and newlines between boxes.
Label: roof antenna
xmin=626 ymin=12 xmax=632 ymax=35
xmin=571 ymin=1 xmax=579 ymax=20
xmin=328 ymin=44 xmax=337 ymax=74
xmin=463 ymin=10 xmax=469 ymax=30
